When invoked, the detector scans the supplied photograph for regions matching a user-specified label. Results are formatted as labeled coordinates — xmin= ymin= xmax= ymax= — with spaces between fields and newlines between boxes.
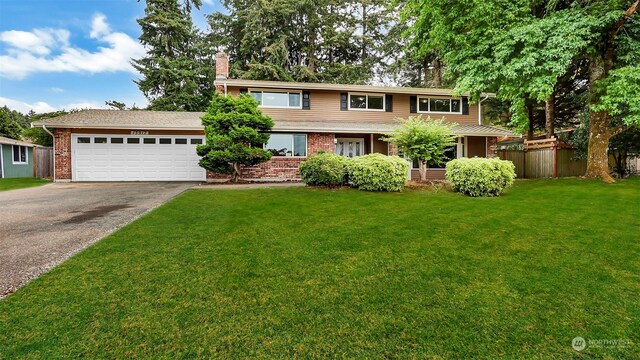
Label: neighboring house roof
xmin=32 ymin=109 xmax=512 ymax=137
xmin=216 ymin=79 xmax=496 ymax=98
xmin=0 ymin=136 xmax=35 ymax=147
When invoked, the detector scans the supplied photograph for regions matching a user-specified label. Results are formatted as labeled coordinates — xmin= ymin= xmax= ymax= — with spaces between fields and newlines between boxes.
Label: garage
xmin=71 ymin=134 xmax=206 ymax=181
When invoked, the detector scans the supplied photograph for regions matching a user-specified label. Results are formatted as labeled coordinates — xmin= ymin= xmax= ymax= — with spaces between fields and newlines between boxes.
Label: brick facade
xmin=207 ymin=132 xmax=335 ymax=181
xmin=54 ymin=128 xmax=72 ymax=181
xmin=486 ymin=136 xmax=498 ymax=158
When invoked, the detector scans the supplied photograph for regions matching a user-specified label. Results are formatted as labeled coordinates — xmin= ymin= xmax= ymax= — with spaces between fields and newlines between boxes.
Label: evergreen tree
xmin=206 ymin=0 xmax=395 ymax=84
xmin=133 ymin=0 xmax=214 ymax=111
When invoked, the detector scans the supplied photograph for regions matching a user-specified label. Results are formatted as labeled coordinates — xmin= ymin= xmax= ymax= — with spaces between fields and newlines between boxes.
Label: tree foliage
xmin=383 ymin=116 xmax=457 ymax=181
xmin=207 ymin=0 xmax=396 ymax=84
xmin=197 ymin=93 xmax=274 ymax=181
xmin=133 ymin=0 xmax=215 ymax=111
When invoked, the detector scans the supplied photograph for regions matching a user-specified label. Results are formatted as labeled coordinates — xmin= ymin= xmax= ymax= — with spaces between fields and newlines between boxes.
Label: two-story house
xmin=32 ymin=52 xmax=509 ymax=182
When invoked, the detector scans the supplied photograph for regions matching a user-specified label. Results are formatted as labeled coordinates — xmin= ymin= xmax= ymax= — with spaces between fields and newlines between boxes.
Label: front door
xmin=335 ymin=138 xmax=364 ymax=158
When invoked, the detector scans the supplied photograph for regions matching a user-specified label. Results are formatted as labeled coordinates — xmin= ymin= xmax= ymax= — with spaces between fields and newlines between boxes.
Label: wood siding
xmin=467 ymin=136 xmax=486 ymax=157
xmin=227 ymin=88 xmax=479 ymax=126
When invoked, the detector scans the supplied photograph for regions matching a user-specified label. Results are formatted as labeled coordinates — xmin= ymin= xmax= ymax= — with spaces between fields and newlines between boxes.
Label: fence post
xmin=553 ymin=140 xmax=558 ymax=178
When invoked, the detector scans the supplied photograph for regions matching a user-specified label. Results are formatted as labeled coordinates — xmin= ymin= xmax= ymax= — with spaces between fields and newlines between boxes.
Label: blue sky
xmin=0 ymin=0 xmax=223 ymax=113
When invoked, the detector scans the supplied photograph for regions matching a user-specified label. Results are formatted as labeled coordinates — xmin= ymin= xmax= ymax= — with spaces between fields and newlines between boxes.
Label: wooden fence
xmin=34 ymin=146 xmax=53 ymax=179
xmin=499 ymin=138 xmax=586 ymax=179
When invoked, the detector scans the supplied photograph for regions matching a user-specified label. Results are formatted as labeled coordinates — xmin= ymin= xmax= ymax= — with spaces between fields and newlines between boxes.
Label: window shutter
xmin=462 ymin=97 xmax=469 ymax=115
xmin=409 ymin=96 xmax=417 ymax=113
xmin=302 ymin=91 xmax=311 ymax=110
xmin=385 ymin=94 xmax=393 ymax=112
xmin=239 ymin=88 xmax=248 ymax=94
xmin=340 ymin=93 xmax=348 ymax=111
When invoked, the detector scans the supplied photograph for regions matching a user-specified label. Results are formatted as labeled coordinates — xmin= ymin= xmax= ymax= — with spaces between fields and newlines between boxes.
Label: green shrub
xmin=445 ymin=157 xmax=516 ymax=197
xmin=299 ymin=151 xmax=349 ymax=187
xmin=347 ymin=154 xmax=409 ymax=192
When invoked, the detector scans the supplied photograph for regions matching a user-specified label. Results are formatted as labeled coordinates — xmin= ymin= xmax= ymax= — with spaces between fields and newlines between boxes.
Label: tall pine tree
xmin=133 ymin=0 xmax=214 ymax=111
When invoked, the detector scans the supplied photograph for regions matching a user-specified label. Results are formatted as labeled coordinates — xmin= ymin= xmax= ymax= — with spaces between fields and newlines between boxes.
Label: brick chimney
xmin=215 ymin=51 xmax=229 ymax=80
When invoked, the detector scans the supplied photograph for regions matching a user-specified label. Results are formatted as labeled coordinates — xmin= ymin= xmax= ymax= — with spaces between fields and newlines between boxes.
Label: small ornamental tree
xmin=384 ymin=116 xmax=457 ymax=181
xmin=197 ymin=92 xmax=274 ymax=181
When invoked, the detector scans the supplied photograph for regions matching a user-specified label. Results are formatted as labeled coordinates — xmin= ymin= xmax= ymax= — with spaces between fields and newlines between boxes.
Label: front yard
xmin=0 ymin=178 xmax=50 ymax=192
xmin=0 ymin=178 xmax=638 ymax=358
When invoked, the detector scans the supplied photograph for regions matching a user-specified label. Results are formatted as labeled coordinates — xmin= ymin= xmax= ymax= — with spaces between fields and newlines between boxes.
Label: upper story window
xmin=348 ymin=93 xmax=385 ymax=111
xmin=12 ymin=145 xmax=28 ymax=164
xmin=250 ymin=90 xmax=302 ymax=109
xmin=418 ymin=96 xmax=462 ymax=114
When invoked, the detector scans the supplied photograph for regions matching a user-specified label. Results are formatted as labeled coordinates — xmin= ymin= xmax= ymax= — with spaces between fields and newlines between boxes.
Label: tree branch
xmin=611 ymin=124 xmax=629 ymax=136
xmin=611 ymin=1 xmax=639 ymax=39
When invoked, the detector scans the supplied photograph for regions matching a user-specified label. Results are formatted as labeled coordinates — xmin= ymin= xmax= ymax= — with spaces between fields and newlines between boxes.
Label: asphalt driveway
xmin=0 ymin=182 xmax=194 ymax=298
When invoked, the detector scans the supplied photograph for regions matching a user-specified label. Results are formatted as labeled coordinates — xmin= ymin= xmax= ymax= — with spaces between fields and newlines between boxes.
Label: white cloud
xmin=0 ymin=96 xmax=108 ymax=114
xmin=202 ymin=0 xmax=215 ymax=5
xmin=0 ymin=14 xmax=144 ymax=79
xmin=89 ymin=13 xmax=111 ymax=39
xmin=50 ymin=87 xmax=64 ymax=93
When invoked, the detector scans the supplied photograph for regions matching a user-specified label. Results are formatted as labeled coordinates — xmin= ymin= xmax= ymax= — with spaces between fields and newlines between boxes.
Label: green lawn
xmin=0 ymin=177 xmax=50 ymax=192
xmin=1 ymin=179 xmax=638 ymax=358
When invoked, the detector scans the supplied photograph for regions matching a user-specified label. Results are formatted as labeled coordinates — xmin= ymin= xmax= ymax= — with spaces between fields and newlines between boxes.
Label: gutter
xmin=41 ymin=125 xmax=55 ymax=181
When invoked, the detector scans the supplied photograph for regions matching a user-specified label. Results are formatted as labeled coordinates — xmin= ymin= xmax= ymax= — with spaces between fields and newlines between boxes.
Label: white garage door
xmin=72 ymin=134 xmax=206 ymax=181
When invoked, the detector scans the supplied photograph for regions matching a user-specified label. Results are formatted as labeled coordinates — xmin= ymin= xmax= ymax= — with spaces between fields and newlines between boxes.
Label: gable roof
xmin=0 ymin=136 xmax=35 ymax=147
xmin=216 ymin=79 xmax=496 ymax=98
xmin=31 ymin=109 xmax=512 ymax=137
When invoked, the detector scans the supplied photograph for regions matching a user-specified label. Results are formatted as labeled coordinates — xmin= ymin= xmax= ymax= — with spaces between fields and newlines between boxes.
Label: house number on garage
xmin=131 ymin=131 xmax=149 ymax=135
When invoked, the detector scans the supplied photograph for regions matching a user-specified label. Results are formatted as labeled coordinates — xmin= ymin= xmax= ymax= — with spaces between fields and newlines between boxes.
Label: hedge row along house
xmin=31 ymin=53 xmax=510 ymax=182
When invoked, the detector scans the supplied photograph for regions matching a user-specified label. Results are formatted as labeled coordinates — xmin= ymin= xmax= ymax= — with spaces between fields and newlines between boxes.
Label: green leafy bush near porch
xmin=446 ymin=157 xmax=516 ymax=197
xmin=299 ymin=152 xmax=350 ymax=187
xmin=347 ymin=153 xmax=409 ymax=192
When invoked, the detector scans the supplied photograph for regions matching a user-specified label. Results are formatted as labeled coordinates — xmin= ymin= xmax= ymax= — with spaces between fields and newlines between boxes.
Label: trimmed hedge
xmin=445 ymin=157 xmax=516 ymax=197
xmin=347 ymin=154 xmax=409 ymax=192
xmin=299 ymin=152 xmax=349 ymax=187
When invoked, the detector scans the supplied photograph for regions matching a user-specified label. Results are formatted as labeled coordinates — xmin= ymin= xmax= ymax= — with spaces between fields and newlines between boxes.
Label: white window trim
xmin=347 ymin=92 xmax=386 ymax=112
xmin=249 ymin=88 xmax=303 ymax=109
xmin=417 ymin=96 xmax=463 ymax=115
xmin=12 ymin=145 xmax=28 ymax=165
xmin=264 ymin=133 xmax=308 ymax=158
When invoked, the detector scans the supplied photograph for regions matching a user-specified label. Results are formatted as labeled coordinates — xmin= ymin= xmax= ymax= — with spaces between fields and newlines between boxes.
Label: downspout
xmin=224 ymin=82 xmax=228 ymax=96
xmin=478 ymin=95 xmax=490 ymax=125
xmin=41 ymin=125 xmax=55 ymax=181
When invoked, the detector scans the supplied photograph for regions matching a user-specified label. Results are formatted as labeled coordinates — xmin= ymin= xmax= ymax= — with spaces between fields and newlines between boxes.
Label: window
xmin=111 ymin=138 xmax=124 ymax=144
xmin=94 ymin=137 xmax=107 ymax=144
xmin=175 ymin=138 xmax=187 ymax=144
xmin=159 ymin=138 xmax=172 ymax=144
xmin=190 ymin=138 xmax=203 ymax=145
xmin=264 ymin=134 xmax=307 ymax=157
xmin=417 ymin=96 xmax=462 ymax=114
xmin=127 ymin=138 xmax=140 ymax=144
xmin=143 ymin=138 xmax=156 ymax=144
xmin=348 ymin=93 xmax=385 ymax=111
xmin=77 ymin=137 xmax=91 ymax=143
xmin=12 ymin=145 xmax=27 ymax=164
xmin=410 ymin=138 xmax=463 ymax=169
xmin=250 ymin=90 xmax=302 ymax=108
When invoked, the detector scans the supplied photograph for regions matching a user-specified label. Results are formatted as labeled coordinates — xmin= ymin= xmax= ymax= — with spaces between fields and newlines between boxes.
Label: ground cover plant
xmin=0 ymin=178 xmax=50 ymax=192
xmin=0 ymin=178 xmax=638 ymax=358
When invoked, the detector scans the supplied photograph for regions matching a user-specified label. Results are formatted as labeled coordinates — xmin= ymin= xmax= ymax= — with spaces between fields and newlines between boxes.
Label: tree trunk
xmin=527 ymin=103 xmax=535 ymax=140
xmin=419 ymin=160 xmax=427 ymax=182
xmin=545 ymin=91 xmax=555 ymax=138
xmin=584 ymin=0 xmax=638 ymax=182
xmin=231 ymin=163 xmax=241 ymax=182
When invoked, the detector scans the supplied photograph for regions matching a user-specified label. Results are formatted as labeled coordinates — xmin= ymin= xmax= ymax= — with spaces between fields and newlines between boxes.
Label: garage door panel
xmin=72 ymin=135 xmax=206 ymax=181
